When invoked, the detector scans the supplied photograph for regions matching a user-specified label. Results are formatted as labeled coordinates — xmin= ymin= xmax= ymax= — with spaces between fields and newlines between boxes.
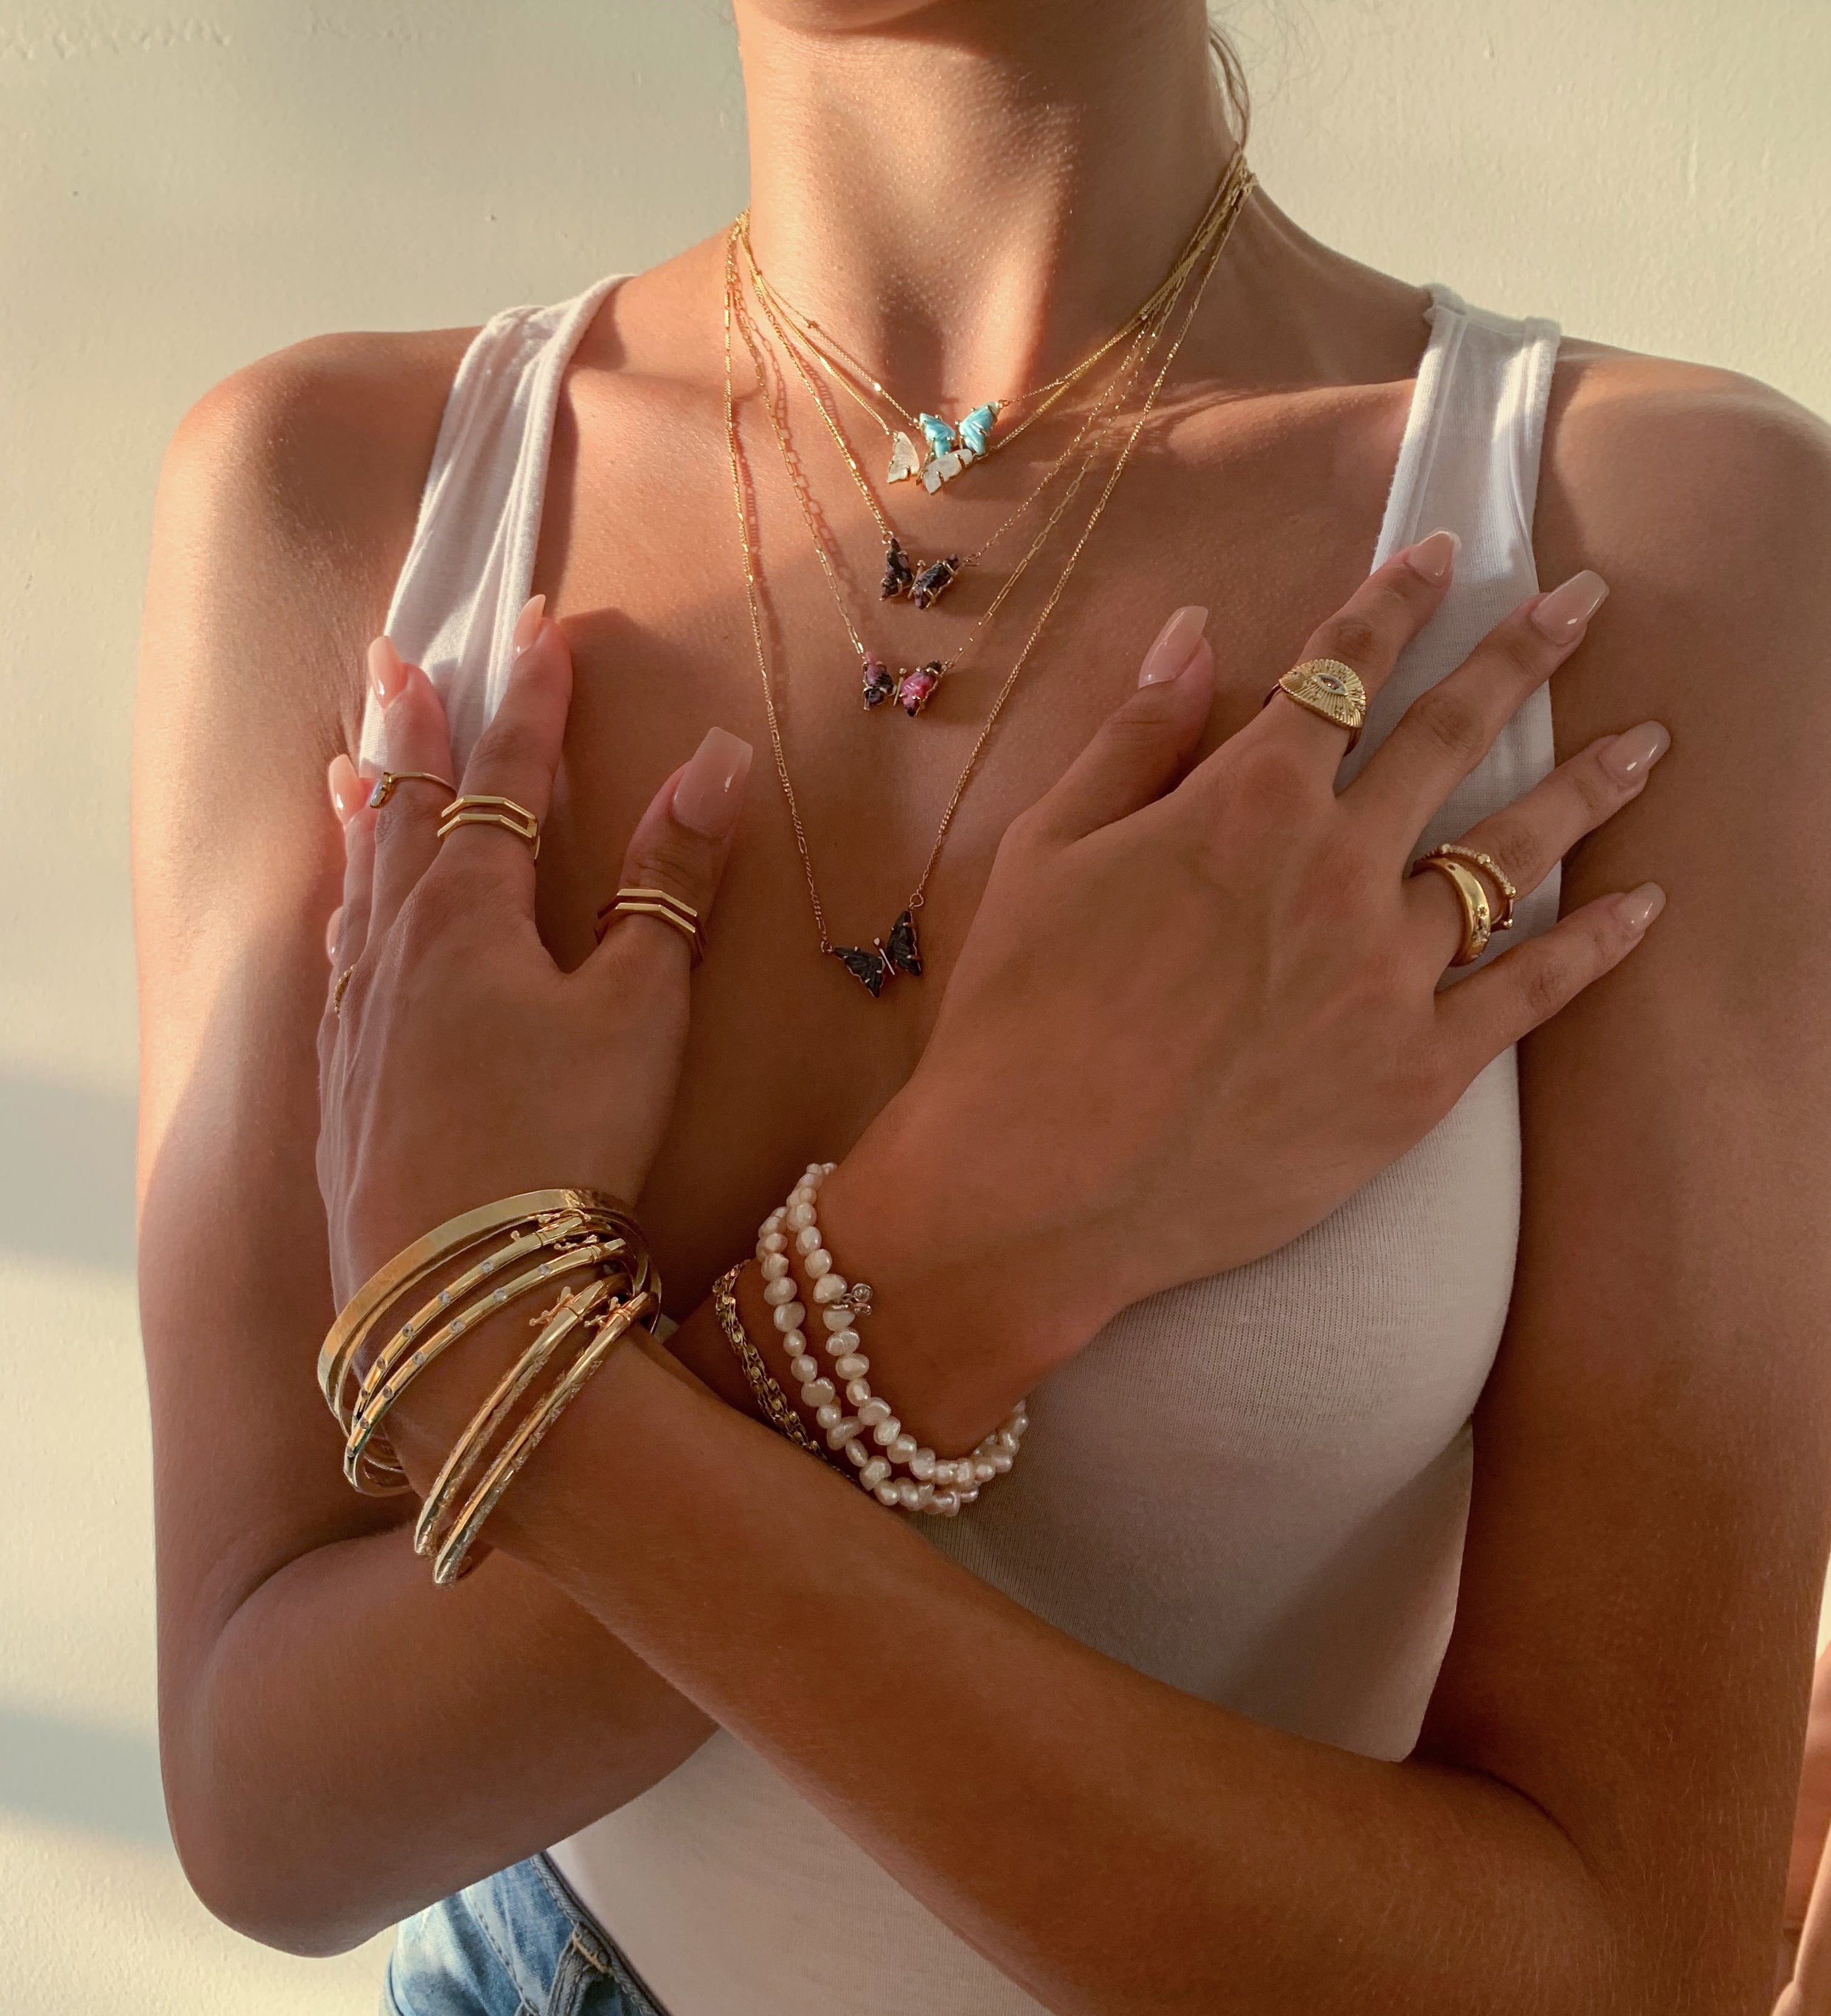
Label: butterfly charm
xmin=909 ymin=555 xmax=959 ymax=609
xmin=860 ymin=656 xmax=898 ymax=709
xmin=831 ymin=908 xmax=924 ymax=996
xmin=917 ymin=412 xmax=958 ymax=458
xmin=885 ymin=432 xmax=922 ymax=484
xmin=895 ymin=664 xmax=942 ymax=716
xmin=957 ymin=402 xmax=1001 ymax=457
xmin=879 ymin=537 xmax=915 ymax=600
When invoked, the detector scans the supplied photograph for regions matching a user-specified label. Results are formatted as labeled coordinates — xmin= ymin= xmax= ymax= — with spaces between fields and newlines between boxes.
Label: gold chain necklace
xmin=740 ymin=156 xmax=1253 ymax=495
xmin=720 ymin=164 xmax=1256 ymax=996
xmin=728 ymin=236 xmax=1173 ymax=720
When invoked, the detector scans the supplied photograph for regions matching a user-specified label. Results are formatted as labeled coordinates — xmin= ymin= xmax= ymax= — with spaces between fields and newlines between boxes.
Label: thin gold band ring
xmin=368 ymin=770 xmax=458 ymax=809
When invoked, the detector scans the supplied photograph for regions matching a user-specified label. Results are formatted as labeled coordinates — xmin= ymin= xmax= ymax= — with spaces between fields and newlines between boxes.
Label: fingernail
xmin=1139 ymin=605 xmax=1209 ymax=686
xmin=325 ymin=906 xmax=343 ymax=962
xmin=1531 ymin=571 xmax=1609 ymax=640
xmin=1602 ymin=721 xmax=1671 ymax=784
xmin=327 ymin=753 xmax=364 ymax=823
xmin=1616 ymin=881 xmax=1666 ymax=933
xmin=513 ymin=594 xmax=547 ymax=656
xmin=367 ymin=636 xmax=406 ymax=708
xmin=1401 ymin=528 xmax=1460 ymax=583
xmin=671 ymin=726 xmax=753 ymax=838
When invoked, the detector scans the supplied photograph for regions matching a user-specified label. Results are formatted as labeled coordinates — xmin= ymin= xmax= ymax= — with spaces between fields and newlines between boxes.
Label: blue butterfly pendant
xmin=831 ymin=909 xmax=924 ymax=996
xmin=908 ymin=402 xmax=1003 ymax=491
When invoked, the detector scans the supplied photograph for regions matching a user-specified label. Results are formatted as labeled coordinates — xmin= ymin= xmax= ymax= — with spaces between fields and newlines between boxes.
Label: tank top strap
xmin=358 ymin=274 xmax=625 ymax=772
xmin=1345 ymin=285 xmax=1565 ymax=955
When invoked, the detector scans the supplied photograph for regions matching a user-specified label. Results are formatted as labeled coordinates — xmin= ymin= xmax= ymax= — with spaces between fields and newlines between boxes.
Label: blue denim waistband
xmin=384 ymin=1853 xmax=669 ymax=2016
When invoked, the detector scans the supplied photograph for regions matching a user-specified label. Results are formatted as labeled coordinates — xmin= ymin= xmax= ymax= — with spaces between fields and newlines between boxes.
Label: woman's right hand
xmin=821 ymin=534 xmax=1668 ymax=1410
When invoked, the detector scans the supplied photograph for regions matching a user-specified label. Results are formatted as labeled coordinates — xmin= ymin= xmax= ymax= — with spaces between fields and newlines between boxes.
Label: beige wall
xmin=1 ymin=4 xmax=1825 ymax=2009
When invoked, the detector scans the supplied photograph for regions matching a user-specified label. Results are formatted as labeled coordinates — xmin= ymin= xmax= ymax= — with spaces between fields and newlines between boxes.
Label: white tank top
xmin=370 ymin=279 xmax=1562 ymax=2016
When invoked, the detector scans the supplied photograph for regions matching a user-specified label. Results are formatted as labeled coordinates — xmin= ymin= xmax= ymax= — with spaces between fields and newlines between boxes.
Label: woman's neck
xmin=734 ymin=0 xmax=1236 ymax=409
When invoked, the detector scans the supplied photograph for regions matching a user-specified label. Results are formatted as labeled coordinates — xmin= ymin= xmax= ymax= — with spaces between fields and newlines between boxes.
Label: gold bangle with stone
xmin=429 ymin=1288 xmax=654 ymax=1587
xmin=1410 ymin=854 xmax=1494 ymax=966
xmin=1422 ymin=842 xmax=1518 ymax=933
xmin=711 ymin=1261 xmax=830 ymax=1462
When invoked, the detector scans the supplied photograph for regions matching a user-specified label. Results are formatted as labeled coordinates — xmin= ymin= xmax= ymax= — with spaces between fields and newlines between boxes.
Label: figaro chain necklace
xmin=720 ymin=162 xmax=1256 ymax=997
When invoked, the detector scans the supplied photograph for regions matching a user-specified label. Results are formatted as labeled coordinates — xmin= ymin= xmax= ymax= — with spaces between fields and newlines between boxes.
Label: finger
xmin=1018 ymin=608 xmax=1214 ymax=849
xmin=1350 ymin=569 xmax=1610 ymax=841
xmin=367 ymin=645 xmax=460 ymax=943
xmin=1407 ymin=721 xmax=1672 ymax=967
xmin=1248 ymin=530 xmax=1460 ymax=768
xmin=1439 ymin=885 xmax=1665 ymax=1063
xmin=441 ymin=600 xmax=570 ymax=903
xmin=325 ymin=794 xmax=376 ymax=1022
xmin=586 ymin=726 xmax=752 ymax=981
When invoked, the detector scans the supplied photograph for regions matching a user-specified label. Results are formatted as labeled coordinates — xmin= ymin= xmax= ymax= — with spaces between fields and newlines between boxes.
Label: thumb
xmin=1023 ymin=608 xmax=1214 ymax=847
xmin=586 ymin=726 xmax=753 ymax=980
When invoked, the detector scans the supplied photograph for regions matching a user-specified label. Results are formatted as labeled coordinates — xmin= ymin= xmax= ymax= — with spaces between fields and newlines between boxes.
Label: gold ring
xmin=1422 ymin=843 xmax=1518 ymax=932
xmin=436 ymin=795 xmax=540 ymax=860
xmin=1268 ymin=659 xmax=1368 ymax=752
xmin=331 ymin=965 xmax=355 ymax=1016
xmin=369 ymin=770 xmax=458 ymax=809
xmin=1411 ymin=855 xmax=1493 ymax=966
xmin=595 ymin=885 xmax=705 ymax=967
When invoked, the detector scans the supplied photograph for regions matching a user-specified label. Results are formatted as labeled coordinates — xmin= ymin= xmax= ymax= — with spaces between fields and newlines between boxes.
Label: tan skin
xmin=133 ymin=1 xmax=1831 ymax=2008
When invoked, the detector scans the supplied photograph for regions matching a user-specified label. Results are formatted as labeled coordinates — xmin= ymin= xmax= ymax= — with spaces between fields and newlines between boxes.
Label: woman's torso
xmin=368 ymin=242 xmax=1561 ymax=2015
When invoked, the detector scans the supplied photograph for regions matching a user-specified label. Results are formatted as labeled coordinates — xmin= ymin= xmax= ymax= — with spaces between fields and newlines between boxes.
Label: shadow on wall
xmin=0 ymin=1073 xmax=137 ymax=1274
xmin=0 ymin=1706 xmax=171 ymax=1846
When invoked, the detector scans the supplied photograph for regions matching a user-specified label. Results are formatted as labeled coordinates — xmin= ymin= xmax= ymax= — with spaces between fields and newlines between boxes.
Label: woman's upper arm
xmin=1420 ymin=355 xmax=1831 ymax=2004
xmin=132 ymin=330 xmax=454 ymax=1663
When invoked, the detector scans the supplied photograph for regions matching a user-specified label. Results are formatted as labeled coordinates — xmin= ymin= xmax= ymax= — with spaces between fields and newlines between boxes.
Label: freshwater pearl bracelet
xmin=754 ymin=1161 xmax=1027 ymax=1518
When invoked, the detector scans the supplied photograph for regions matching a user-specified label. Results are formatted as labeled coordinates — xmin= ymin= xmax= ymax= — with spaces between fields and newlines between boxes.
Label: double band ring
xmin=1268 ymin=658 xmax=1368 ymax=752
xmin=436 ymin=795 xmax=541 ymax=860
xmin=596 ymin=885 xmax=705 ymax=967
xmin=368 ymin=770 xmax=458 ymax=810
xmin=1420 ymin=843 xmax=1518 ymax=934
xmin=1411 ymin=855 xmax=1494 ymax=967
xmin=331 ymin=965 xmax=355 ymax=1016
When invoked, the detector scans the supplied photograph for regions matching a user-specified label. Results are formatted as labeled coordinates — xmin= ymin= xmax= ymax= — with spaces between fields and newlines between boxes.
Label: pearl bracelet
xmin=753 ymin=1162 xmax=1027 ymax=1518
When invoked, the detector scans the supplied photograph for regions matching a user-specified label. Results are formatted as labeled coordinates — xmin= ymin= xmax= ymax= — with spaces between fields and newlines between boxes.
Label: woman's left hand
xmin=317 ymin=605 xmax=751 ymax=1303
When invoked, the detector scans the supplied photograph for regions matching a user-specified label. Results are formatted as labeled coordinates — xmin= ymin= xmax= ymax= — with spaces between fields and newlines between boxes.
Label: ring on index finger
xmin=368 ymin=769 xmax=458 ymax=809
xmin=1263 ymin=660 xmax=1368 ymax=752
xmin=436 ymin=794 xmax=541 ymax=860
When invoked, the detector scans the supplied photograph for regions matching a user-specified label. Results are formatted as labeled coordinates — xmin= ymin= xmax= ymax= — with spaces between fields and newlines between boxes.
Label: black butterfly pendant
xmin=879 ymin=537 xmax=915 ymax=601
xmin=831 ymin=909 xmax=924 ymax=997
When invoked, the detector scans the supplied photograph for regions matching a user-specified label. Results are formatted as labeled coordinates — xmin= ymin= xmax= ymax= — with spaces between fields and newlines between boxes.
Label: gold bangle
xmin=413 ymin=1276 xmax=614 ymax=1570
xmin=712 ymin=1261 xmax=830 ymax=1462
xmin=430 ymin=1288 xmax=654 ymax=1587
xmin=1422 ymin=842 xmax=1518 ymax=932
xmin=344 ymin=1237 xmax=624 ymax=1492
xmin=317 ymin=1189 xmax=643 ymax=1477
xmin=436 ymin=794 xmax=541 ymax=860
xmin=1410 ymin=854 xmax=1494 ymax=966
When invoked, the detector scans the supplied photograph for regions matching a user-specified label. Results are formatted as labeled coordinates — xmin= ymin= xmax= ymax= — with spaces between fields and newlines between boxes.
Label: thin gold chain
xmin=722 ymin=169 xmax=1256 ymax=954
xmin=739 ymin=157 xmax=1251 ymax=465
xmin=728 ymin=245 xmax=1172 ymax=681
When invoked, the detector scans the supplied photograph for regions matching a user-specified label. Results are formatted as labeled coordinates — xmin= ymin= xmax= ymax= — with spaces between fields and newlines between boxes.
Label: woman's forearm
xmin=388 ymin=1334 xmax=1619 ymax=2016
xmin=174 ymin=1517 xmax=711 ymax=1954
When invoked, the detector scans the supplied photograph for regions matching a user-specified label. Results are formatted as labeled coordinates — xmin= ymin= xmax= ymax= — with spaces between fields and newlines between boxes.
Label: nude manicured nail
xmin=1531 ymin=571 xmax=1609 ymax=640
xmin=367 ymin=636 xmax=406 ymax=707
xmin=1616 ymin=881 xmax=1666 ymax=932
xmin=513 ymin=594 xmax=547 ymax=656
xmin=1603 ymin=721 xmax=1671 ymax=784
xmin=325 ymin=906 xmax=343 ymax=961
xmin=1139 ymin=605 xmax=1210 ymax=686
xmin=671 ymin=726 xmax=753 ymax=838
xmin=1401 ymin=528 xmax=1460 ymax=583
xmin=327 ymin=753 xmax=364 ymax=822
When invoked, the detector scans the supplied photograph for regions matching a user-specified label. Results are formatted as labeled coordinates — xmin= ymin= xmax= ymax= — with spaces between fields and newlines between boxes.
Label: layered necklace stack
xmin=721 ymin=154 xmax=1256 ymax=996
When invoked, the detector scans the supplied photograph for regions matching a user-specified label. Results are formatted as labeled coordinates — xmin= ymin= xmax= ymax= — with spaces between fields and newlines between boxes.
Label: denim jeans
xmin=384 ymin=1854 xmax=669 ymax=2016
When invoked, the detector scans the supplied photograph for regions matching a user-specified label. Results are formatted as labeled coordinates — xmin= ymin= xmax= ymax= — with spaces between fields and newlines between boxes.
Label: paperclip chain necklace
xmin=727 ymin=236 xmax=1171 ymax=720
xmin=739 ymin=155 xmax=1253 ymax=496
xmin=720 ymin=162 xmax=1255 ymax=996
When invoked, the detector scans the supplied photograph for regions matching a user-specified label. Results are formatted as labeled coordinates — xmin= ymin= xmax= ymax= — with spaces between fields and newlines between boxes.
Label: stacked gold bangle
xmin=318 ymin=1189 xmax=658 ymax=1583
